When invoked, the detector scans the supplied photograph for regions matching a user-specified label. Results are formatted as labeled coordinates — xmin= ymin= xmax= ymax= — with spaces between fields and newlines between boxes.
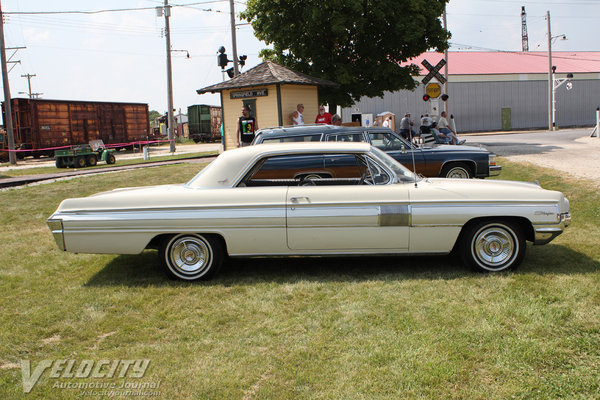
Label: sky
xmin=1 ymin=0 xmax=599 ymax=116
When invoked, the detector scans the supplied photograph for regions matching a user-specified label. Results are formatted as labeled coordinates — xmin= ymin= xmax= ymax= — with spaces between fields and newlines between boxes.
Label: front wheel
xmin=441 ymin=163 xmax=472 ymax=179
xmin=106 ymin=153 xmax=116 ymax=164
xmin=159 ymin=234 xmax=223 ymax=281
xmin=460 ymin=220 xmax=525 ymax=272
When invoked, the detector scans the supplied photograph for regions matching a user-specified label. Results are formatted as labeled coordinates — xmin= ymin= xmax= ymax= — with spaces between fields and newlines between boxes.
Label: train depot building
xmin=196 ymin=60 xmax=337 ymax=150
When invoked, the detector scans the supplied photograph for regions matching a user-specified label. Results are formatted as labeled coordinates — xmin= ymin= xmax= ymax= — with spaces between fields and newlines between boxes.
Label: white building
xmin=342 ymin=51 xmax=600 ymax=132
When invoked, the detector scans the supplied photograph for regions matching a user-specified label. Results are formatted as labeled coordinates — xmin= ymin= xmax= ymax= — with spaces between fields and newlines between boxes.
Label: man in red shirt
xmin=315 ymin=106 xmax=332 ymax=124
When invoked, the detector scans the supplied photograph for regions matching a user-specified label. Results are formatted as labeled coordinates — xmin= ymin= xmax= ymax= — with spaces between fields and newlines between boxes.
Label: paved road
xmin=466 ymin=127 xmax=600 ymax=184
xmin=466 ymin=128 xmax=592 ymax=156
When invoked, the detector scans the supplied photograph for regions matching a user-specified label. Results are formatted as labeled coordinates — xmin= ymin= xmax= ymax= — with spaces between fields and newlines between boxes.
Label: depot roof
xmin=196 ymin=60 xmax=338 ymax=94
xmin=404 ymin=51 xmax=600 ymax=75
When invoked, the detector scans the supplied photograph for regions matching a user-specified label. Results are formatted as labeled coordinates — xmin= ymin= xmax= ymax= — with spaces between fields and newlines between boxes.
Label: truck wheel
xmin=441 ymin=163 xmax=472 ymax=179
xmin=87 ymin=154 xmax=97 ymax=166
xmin=159 ymin=234 xmax=223 ymax=281
xmin=106 ymin=153 xmax=116 ymax=164
xmin=75 ymin=156 xmax=86 ymax=168
xmin=55 ymin=158 xmax=65 ymax=168
xmin=460 ymin=220 xmax=525 ymax=272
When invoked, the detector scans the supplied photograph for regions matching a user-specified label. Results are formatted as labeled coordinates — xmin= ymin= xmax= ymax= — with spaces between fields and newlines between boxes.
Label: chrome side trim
xmin=47 ymin=218 xmax=65 ymax=251
xmin=378 ymin=205 xmax=411 ymax=226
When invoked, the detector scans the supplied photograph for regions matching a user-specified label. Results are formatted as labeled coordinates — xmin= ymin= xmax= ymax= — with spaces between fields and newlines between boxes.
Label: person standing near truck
xmin=236 ymin=105 xmax=258 ymax=147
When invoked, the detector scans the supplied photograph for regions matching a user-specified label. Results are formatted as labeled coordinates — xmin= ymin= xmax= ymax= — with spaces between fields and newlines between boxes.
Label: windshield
xmin=370 ymin=146 xmax=419 ymax=182
xmin=368 ymin=130 xmax=415 ymax=151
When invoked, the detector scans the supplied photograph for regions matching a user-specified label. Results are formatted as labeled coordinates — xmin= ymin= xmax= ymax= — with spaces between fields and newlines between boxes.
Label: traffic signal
xmin=226 ymin=68 xmax=234 ymax=78
xmin=218 ymin=53 xmax=229 ymax=69
xmin=422 ymin=94 xmax=430 ymax=101
xmin=239 ymin=55 xmax=247 ymax=67
xmin=441 ymin=94 xmax=449 ymax=101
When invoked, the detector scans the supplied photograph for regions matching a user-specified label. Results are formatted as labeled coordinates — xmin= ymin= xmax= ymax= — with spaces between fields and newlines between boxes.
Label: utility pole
xmin=442 ymin=6 xmax=449 ymax=114
xmin=21 ymin=73 xmax=36 ymax=98
xmin=521 ymin=6 xmax=529 ymax=52
xmin=547 ymin=11 xmax=553 ymax=131
xmin=163 ymin=0 xmax=175 ymax=152
xmin=229 ymin=0 xmax=239 ymax=76
xmin=0 ymin=1 xmax=17 ymax=164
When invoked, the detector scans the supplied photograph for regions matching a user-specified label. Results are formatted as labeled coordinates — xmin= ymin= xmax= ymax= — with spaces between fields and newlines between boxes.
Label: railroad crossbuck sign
xmin=425 ymin=82 xmax=441 ymax=99
xmin=421 ymin=59 xmax=447 ymax=85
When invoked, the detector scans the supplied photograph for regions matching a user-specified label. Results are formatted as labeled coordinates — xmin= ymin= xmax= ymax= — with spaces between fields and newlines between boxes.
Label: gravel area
xmin=491 ymin=135 xmax=600 ymax=185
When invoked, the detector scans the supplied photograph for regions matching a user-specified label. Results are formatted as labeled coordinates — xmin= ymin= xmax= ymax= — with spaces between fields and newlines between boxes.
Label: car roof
xmin=255 ymin=125 xmax=394 ymax=138
xmin=187 ymin=142 xmax=373 ymax=188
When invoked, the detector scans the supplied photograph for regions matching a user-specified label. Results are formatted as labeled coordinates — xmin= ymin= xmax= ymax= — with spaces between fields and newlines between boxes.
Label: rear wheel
xmin=75 ymin=156 xmax=86 ymax=168
xmin=441 ymin=163 xmax=472 ymax=179
xmin=460 ymin=220 xmax=525 ymax=272
xmin=106 ymin=153 xmax=116 ymax=164
xmin=55 ymin=157 xmax=65 ymax=168
xmin=87 ymin=154 xmax=98 ymax=166
xmin=159 ymin=234 xmax=223 ymax=281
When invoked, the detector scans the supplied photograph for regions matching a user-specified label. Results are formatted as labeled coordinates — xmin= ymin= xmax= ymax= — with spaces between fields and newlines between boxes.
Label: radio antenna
xmin=409 ymin=132 xmax=418 ymax=187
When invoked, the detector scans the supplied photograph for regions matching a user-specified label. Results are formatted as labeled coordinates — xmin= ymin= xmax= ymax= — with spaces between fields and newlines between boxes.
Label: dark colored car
xmin=252 ymin=125 xmax=501 ymax=179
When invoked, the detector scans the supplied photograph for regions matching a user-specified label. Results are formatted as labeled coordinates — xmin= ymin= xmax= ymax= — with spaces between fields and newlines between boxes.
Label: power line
xmin=3 ymin=2 xmax=228 ymax=15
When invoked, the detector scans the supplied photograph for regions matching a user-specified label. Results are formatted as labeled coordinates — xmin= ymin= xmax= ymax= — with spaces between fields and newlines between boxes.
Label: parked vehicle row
xmin=252 ymin=125 xmax=501 ymax=179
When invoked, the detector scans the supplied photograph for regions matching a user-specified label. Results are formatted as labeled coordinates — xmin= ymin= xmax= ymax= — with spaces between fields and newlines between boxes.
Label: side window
xmin=239 ymin=153 xmax=389 ymax=187
xmin=368 ymin=132 xmax=406 ymax=151
xmin=262 ymin=134 xmax=321 ymax=143
xmin=241 ymin=154 xmax=324 ymax=186
xmin=358 ymin=155 xmax=391 ymax=185
xmin=326 ymin=133 xmax=365 ymax=143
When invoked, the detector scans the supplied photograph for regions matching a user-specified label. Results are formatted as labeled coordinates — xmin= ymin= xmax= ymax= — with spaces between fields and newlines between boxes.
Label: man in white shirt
xmin=437 ymin=111 xmax=465 ymax=145
xmin=289 ymin=104 xmax=305 ymax=126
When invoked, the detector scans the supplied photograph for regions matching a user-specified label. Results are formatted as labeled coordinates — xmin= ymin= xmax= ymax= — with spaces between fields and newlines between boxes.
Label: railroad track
xmin=0 ymin=154 xmax=216 ymax=189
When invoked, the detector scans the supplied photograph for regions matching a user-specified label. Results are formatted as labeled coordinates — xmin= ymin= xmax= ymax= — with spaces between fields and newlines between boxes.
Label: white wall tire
xmin=460 ymin=221 xmax=525 ymax=272
xmin=442 ymin=163 xmax=472 ymax=179
xmin=160 ymin=234 xmax=223 ymax=281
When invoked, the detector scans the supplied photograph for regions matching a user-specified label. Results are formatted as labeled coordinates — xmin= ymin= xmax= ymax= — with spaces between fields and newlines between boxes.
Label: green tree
xmin=149 ymin=110 xmax=162 ymax=124
xmin=241 ymin=0 xmax=450 ymax=107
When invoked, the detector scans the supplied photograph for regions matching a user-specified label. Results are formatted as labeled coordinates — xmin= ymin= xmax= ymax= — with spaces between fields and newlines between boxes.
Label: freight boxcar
xmin=187 ymin=104 xmax=222 ymax=142
xmin=1 ymin=98 xmax=150 ymax=159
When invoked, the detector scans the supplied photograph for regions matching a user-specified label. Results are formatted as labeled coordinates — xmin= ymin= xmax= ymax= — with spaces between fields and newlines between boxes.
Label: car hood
xmin=419 ymin=144 xmax=489 ymax=153
xmin=414 ymin=178 xmax=567 ymax=208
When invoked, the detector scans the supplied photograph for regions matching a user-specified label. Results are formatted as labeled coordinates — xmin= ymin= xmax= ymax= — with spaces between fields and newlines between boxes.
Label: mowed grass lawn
xmin=0 ymin=159 xmax=599 ymax=399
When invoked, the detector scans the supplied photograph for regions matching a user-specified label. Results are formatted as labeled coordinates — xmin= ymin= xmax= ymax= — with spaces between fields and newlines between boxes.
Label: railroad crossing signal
xmin=421 ymin=59 xmax=447 ymax=85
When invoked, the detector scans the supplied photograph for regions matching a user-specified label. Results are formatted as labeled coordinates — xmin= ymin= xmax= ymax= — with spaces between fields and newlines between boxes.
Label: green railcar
xmin=187 ymin=104 xmax=221 ymax=143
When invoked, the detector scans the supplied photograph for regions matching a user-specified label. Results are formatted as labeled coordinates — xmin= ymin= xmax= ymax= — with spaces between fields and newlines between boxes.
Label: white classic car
xmin=47 ymin=142 xmax=571 ymax=280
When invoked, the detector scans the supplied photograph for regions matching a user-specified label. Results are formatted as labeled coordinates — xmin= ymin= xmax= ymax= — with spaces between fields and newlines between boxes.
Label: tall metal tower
xmin=521 ymin=6 xmax=529 ymax=52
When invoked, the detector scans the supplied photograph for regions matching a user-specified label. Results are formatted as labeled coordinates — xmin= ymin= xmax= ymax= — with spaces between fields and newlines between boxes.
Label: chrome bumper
xmin=533 ymin=212 xmax=571 ymax=245
xmin=489 ymin=165 xmax=502 ymax=176
xmin=47 ymin=218 xmax=65 ymax=251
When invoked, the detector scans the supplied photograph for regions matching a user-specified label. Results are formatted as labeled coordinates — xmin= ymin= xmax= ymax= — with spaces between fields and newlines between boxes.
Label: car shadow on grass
xmin=84 ymin=244 xmax=600 ymax=287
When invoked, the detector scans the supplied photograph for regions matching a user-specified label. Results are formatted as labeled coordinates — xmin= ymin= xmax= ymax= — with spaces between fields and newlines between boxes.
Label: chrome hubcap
xmin=474 ymin=226 xmax=516 ymax=270
xmin=169 ymin=236 xmax=211 ymax=274
xmin=448 ymin=168 xmax=468 ymax=179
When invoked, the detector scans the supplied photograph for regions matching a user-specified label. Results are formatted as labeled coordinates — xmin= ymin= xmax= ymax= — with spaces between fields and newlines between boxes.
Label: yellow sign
xmin=425 ymin=83 xmax=441 ymax=99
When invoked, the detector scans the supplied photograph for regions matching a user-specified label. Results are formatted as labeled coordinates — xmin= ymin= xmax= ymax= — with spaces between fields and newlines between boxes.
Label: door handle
xmin=290 ymin=196 xmax=310 ymax=203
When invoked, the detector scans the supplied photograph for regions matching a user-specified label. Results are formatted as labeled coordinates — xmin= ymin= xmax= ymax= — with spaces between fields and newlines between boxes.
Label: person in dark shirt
xmin=236 ymin=105 xmax=258 ymax=147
